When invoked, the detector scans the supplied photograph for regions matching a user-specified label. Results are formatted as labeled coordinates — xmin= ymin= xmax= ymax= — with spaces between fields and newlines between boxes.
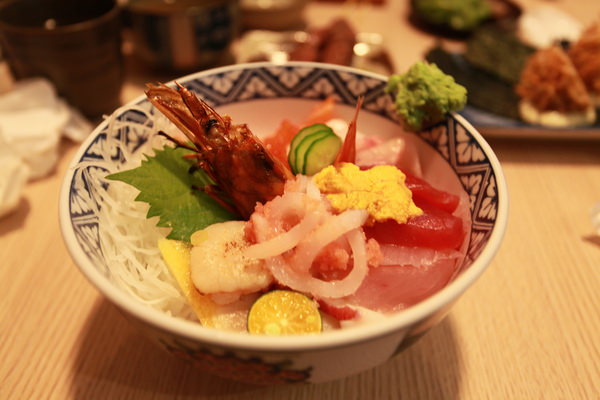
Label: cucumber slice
xmin=302 ymin=133 xmax=342 ymax=176
xmin=288 ymin=124 xmax=333 ymax=172
xmin=293 ymin=130 xmax=332 ymax=175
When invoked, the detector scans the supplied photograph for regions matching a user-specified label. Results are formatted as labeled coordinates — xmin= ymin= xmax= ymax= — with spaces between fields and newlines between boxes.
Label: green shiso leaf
xmin=107 ymin=145 xmax=236 ymax=242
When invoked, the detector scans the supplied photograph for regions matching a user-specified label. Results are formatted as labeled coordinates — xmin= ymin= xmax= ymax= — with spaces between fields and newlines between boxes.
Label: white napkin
xmin=518 ymin=6 xmax=583 ymax=48
xmin=0 ymin=136 xmax=29 ymax=217
xmin=0 ymin=78 xmax=92 ymax=217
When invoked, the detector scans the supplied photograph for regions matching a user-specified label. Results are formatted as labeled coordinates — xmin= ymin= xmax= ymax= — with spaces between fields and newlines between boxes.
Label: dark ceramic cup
xmin=126 ymin=0 xmax=240 ymax=72
xmin=0 ymin=0 xmax=124 ymax=118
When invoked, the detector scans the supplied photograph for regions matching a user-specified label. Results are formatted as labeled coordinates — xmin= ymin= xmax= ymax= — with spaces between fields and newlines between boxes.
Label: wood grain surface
xmin=2 ymin=1 xmax=600 ymax=399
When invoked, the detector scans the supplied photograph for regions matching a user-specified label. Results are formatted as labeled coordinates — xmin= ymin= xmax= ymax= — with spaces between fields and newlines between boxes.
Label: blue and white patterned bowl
xmin=59 ymin=62 xmax=508 ymax=384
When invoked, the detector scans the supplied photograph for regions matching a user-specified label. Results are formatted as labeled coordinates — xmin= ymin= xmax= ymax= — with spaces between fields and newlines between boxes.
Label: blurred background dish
xmin=0 ymin=0 xmax=123 ymax=119
xmin=240 ymin=0 xmax=308 ymax=31
xmin=408 ymin=0 xmax=521 ymax=37
xmin=425 ymin=6 xmax=600 ymax=137
xmin=235 ymin=18 xmax=394 ymax=75
xmin=125 ymin=0 xmax=240 ymax=72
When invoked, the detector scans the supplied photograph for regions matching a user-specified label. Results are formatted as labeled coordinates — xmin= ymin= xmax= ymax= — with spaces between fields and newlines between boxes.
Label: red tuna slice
xmin=349 ymin=257 xmax=458 ymax=312
xmin=364 ymin=207 xmax=465 ymax=250
xmin=318 ymin=299 xmax=358 ymax=320
xmin=404 ymin=172 xmax=460 ymax=213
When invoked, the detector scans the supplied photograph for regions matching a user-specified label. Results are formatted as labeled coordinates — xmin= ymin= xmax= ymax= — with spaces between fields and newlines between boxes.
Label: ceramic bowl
xmin=59 ymin=62 xmax=508 ymax=384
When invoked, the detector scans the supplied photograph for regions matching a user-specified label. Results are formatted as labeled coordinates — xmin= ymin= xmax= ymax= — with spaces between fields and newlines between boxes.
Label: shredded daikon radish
xmin=82 ymin=104 xmax=195 ymax=320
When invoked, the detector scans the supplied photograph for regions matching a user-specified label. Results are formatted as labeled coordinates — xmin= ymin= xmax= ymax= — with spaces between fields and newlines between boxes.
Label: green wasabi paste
xmin=386 ymin=61 xmax=467 ymax=131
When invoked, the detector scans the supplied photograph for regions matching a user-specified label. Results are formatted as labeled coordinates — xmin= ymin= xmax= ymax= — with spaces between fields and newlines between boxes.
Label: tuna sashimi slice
xmin=349 ymin=257 xmax=458 ymax=313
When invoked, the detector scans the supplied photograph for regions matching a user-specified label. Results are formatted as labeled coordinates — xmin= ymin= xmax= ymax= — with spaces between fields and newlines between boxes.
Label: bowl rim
xmin=59 ymin=61 xmax=509 ymax=352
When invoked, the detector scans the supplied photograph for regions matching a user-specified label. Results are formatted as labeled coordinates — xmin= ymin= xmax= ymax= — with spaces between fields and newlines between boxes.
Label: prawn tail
xmin=335 ymin=96 xmax=363 ymax=165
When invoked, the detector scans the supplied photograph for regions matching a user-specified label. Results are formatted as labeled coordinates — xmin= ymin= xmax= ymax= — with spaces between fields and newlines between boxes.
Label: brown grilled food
xmin=569 ymin=21 xmax=600 ymax=100
xmin=516 ymin=45 xmax=590 ymax=113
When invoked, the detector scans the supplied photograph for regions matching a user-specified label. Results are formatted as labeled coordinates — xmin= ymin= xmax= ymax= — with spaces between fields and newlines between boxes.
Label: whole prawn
xmin=146 ymin=83 xmax=293 ymax=219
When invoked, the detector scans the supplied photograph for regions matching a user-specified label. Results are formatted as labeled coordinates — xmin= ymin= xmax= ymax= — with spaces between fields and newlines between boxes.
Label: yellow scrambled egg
xmin=313 ymin=163 xmax=422 ymax=224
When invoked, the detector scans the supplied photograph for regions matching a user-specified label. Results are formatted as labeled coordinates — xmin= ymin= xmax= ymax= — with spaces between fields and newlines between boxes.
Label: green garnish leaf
xmin=107 ymin=145 xmax=236 ymax=242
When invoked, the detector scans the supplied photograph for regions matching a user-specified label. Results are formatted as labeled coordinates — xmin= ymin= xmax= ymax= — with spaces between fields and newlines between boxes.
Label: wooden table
xmin=2 ymin=1 xmax=599 ymax=399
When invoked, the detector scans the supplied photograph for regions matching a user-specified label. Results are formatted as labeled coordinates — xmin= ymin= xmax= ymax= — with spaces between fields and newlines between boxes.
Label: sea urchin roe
xmin=313 ymin=163 xmax=422 ymax=225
